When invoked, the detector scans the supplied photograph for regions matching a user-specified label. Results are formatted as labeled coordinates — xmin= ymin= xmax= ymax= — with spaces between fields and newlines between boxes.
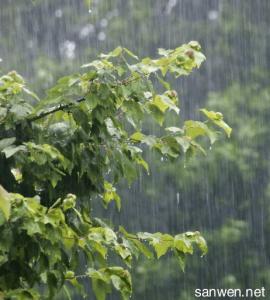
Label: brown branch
xmin=27 ymin=96 xmax=85 ymax=123
xmin=26 ymin=76 xmax=141 ymax=124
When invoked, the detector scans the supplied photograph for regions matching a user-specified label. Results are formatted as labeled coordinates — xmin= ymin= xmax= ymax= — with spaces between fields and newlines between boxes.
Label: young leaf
xmin=200 ymin=109 xmax=232 ymax=137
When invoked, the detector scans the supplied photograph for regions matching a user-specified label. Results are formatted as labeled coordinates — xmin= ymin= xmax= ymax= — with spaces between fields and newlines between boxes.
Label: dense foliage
xmin=2 ymin=1 xmax=269 ymax=299
xmin=0 ymin=44 xmax=230 ymax=299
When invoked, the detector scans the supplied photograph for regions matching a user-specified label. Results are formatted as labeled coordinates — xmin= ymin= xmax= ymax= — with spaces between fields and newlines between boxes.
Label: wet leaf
xmin=0 ymin=185 xmax=10 ymax=220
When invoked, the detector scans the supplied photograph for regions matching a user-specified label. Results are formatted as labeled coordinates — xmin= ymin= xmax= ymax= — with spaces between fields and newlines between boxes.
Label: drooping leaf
xmin=0 ymin=185 xmax=10 ymax=220
xmin=0 ymin=137 xmax=16 ymax=151
xmin=200 ymin=109 xmax=232 ymax=137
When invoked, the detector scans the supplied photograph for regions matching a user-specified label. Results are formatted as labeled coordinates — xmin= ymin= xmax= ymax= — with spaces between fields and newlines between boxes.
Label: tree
xmin=0 ymin=43 xmax=230 ymax=299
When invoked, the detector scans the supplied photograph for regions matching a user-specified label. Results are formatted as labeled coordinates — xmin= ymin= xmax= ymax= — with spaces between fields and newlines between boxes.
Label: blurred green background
xmin=1 ymin=1 xmax=270 ymax=299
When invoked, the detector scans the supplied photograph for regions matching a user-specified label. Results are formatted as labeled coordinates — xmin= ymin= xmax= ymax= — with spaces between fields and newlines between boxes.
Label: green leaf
xmin=89 ymin=240 xmax=108 ymax=259
xmin=91 ymin=278 xmax=110 ymax=300
xmin=62 ymin=194 xmax=76 ymax=211
xmin=114 ymin=245 xmax=132 ymax=266
xmin=130 ymin=132 xmax=145 ymax=142
xmin=175 ymin=136 xmax=191 ymax=153
xmin=22 ymin=221 xmax=43 ymax=236
xmin=100 ymin=46 xmax=123 ymax=59
xmin=87 ymin=268 xmax=110 ymax=283
xmin=190 ymin=141 xmax=207 ymax=156
xmin=105 ymin=267 xmax=132 ymax=300
xmin=184 ymin=120 xmax=217 ymax=144
xmin=105 ymin=118 xmax=121 ymax=138
xmin=165 ymin=127 xmax=184 ymax=134
xmin=23 ymin=87 xmax=40 ymax=101
xmin=153 ymin=235 xmax=173 ymax=259
xmin=175 ymin=250 xmax=186 ymax=272
xmin=174 ymin=234 xmax=193 ymax=254
xmin=63 ymin=286 xmax=72 ymax=300
xmin=4 ymin=288 xmax=41 ymax=300
xmin=137 ymin=232 xmax=173 ymax=258
xmin=195 ymin=235 xmax=208 ymax=256
xmin=200 ymin=109 xmax=232 ymax=137
xmin=0 ymin=185 xmax=11 ymax=220
xmin=123 ymin=48 xmax=139 ymax=60
xmin=103 ymin=181 xmax=121 ymax=210
xmin=132 ymin=239 xmax=154 ymax=259
xmin=0 ymin=137 xmax=16 ymax=151
xmin=188 ymin=41 xmax=202 ymax=51
xmin=119 ymin=227 xmax=154 ymax=259
xmin=185 ymin=231 xmax=208 ymax=256
xmin=152 ymin=94 xmax=179 ymax=114
xmin=88 ymin=267 xmax=132 ymax=300
xmin=2 ymin=145 xmax=26 ymax=158
xmin=135 ymin=156 xmax=149 ymax=173
xmin=44 ymin=208 xmax=65 ymax=227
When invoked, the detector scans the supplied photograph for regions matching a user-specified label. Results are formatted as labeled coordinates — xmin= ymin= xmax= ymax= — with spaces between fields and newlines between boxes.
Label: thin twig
xmin=27 ymin=96 xmax=85 ymax=123
xmin=26 ymin=75 xmax=141 ymax=124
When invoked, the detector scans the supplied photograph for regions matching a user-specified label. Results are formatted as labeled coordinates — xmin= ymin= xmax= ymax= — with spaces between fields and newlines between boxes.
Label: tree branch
xmin=26 ymin=76 xmax=141 ymax=124
xmin=27 ymin=96 xmax=86 ymax=123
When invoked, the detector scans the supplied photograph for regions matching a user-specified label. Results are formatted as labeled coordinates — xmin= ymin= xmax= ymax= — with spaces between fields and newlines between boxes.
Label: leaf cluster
xmin=0 ymin=43 xmax=230 ymax=299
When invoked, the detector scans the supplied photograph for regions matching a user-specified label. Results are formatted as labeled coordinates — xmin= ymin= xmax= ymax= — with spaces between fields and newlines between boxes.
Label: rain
xmin=0 ymin=0 xmax=269 ymax=299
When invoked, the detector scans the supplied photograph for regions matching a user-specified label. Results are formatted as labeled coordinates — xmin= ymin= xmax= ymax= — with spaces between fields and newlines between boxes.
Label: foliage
xmin=1 ymin=1 xmax=269 ymax=299
xmin=0 ymin=43 xmax=230 ymax=299
xmin=131 ymin=82 xmax=270 ymax=299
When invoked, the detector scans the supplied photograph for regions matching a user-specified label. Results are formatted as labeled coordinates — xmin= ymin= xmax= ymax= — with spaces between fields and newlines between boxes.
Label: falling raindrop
xmin=100 ymin=18 xmax=108 ymax=28
xmin=176 ymin=192 xmax=180 ymax=205
xmin=60 ymin=40 xmax=76 ymax=59
xmin=97 ymin=31 xmax=106 ymax=41
xmin=1 ymin=1 xmax=270 ymax=300
xmin=79 ymin=24 xmax=95 ymax=39
xmin=165 ymin=0 xmax=178 ymax=15
xmin=27 ymin=40 xmax=34 ymax=49
xmin=55 ymin=9 xmax=63 ymax=18
xmin=208 ymin=10 xmax=219 ymax=21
